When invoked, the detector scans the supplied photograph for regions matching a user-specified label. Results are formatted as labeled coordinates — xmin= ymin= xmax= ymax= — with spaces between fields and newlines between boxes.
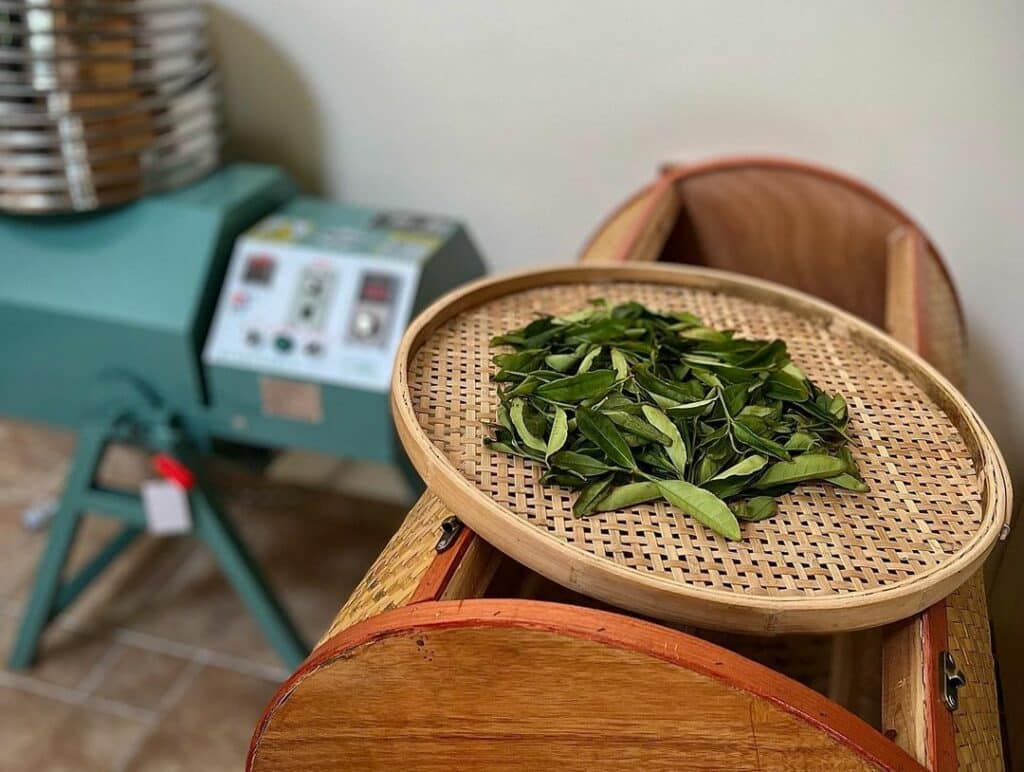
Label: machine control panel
xmin=203 ymin=211 xmax=432 ymax=393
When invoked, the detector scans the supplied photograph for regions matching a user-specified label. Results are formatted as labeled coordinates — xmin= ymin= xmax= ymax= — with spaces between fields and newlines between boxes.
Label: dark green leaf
xmin=732 ymin=422 xmax=791 ymax=461
xmin=549 ymin=450 xmax=618 ymax=477
xmin=730 ymin=497 xmax=778 ymax=521
xmin=573 ymin=476 xmax=614 ymax=518
xmin=576 ymin=407 xmax=636 ymax=470
xmin=603 ymin=411 xmax=672 ymax=445
xmin=535 ymin=370 xmax=616 ymax=402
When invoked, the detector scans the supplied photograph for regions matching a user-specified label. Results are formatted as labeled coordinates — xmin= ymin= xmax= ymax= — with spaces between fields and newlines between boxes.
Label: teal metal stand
xmin=9 ymin=409 xmax=308 ymax=671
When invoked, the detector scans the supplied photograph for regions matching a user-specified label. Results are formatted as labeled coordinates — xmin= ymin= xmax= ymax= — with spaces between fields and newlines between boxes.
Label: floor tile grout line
xmin=0 ymin=668 xmax=155 ymax=723
xmin=74 ymin=639 xmax=125 ymax=696
xmin=112 ymin=627 xmax=289 ymax=682
xmin=155 ymin=655 xmax=206 ymax=713
xmin=112 ymin=656 xmax=208 ymax=772
xmin=3 ymin=600 xmax=288 ymax=683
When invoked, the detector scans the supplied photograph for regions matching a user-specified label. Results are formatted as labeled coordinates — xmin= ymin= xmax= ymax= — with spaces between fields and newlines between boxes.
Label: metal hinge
xmin=435 ymin=516 xmax=463 ymax=553
xmin=940 ymin=650 xmax=966 ymax=712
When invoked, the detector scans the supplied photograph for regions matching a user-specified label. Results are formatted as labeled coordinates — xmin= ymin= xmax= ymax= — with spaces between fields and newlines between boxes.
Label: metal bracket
xmin=435 ymin=516 xmax=463 ymax=553
xmin=940 ymin=650 xmax=966 ymax=712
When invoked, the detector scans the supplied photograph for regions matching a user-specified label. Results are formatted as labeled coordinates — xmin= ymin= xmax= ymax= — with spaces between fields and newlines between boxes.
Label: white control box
xmin=203 ymin=213 xmax=432 ymax=393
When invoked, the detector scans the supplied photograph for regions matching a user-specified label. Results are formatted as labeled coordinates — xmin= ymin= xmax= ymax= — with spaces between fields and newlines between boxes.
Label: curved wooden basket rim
xmin=582 ymin=153 xmax=965 ymax=332
xmin=392 ymin=263 xmax=1011 ymax=631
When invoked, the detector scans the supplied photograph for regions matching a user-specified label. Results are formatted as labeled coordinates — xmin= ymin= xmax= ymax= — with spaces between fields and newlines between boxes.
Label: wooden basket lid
xmin=392 ymin=264 xmax=1012 ymax=634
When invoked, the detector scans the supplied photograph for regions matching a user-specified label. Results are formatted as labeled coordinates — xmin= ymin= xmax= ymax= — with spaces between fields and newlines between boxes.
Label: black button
xmin=274 ymin=335 xmax=293 ymax=353
xmin=245 ymin=329 xmax=261 ymax=346
xmin=305 ymin=341 xmax=323 ymax=356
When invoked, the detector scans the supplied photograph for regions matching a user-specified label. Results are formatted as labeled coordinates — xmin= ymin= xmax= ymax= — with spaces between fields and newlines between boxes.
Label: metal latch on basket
xmin=941 ymin=651 xmax=966 ymax=712
xmin=435 ymin=516 xmax=463 ymax=553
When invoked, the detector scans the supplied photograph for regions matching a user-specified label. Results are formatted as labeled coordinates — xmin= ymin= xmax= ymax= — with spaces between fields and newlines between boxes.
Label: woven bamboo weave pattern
xmin=405 ymin=275 xmax=993 ymax=602
xmin=947 ymin=573 xmax=1004 ymax=770
xmin=317 ymin=494 xmax=447 ymax=647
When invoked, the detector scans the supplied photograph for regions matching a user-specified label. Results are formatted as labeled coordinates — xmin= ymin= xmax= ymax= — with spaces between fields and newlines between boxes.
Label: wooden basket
xmin=250 ymin=156 xmax=1009 ymax=771
xmin=391 ymin=263 xmax=1010 ymax=634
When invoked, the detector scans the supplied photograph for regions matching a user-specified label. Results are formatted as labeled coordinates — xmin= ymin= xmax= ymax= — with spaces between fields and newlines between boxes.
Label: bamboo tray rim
xmin=392 ymin=264 xmax=1012 ymax=632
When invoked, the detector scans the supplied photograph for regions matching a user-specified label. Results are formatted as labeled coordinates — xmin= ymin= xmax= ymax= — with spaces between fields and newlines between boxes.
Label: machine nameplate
xmin=259 ymin=377 xmax=324 ymax=423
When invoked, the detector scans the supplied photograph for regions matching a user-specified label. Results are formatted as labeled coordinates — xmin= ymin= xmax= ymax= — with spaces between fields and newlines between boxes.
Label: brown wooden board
xmin=250 ymin=600 xmax=926 ymax=772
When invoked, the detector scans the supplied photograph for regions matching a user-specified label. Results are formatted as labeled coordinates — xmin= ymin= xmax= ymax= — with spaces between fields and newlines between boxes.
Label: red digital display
xmin=360 ymin=274 xmax=394 ymax=303
xmin=243 ymin=254 xmax=276 ymax=285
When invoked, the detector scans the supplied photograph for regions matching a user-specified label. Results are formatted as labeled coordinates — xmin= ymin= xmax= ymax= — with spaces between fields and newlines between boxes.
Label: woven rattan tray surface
xmin=393 ymin=265 xmax=1011 ymax=633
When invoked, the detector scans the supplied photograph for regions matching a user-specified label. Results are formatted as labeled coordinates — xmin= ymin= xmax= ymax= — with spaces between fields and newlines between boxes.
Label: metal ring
xmin=0 ymin=133 xmax=221 ymax=191
xmin=0 ymin=152 xmax=219 ymax=214
xmin=0 ymin=52 xmax=211 ymax=93
xmin=0 ymin=65 xmax=216 ymax=122
xmin=0 ymin=110 xmax=219 ymax=169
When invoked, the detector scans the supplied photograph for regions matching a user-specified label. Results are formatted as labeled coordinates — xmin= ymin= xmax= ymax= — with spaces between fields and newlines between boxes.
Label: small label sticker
xmin=260 ymin=376 xmax=324 ymax=423
xmin=141 ymin=479 xmax=192 ymax=535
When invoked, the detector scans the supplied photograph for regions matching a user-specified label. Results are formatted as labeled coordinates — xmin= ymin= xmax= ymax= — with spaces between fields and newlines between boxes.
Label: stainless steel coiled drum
xmin=0 ymin=0 xmax=222 ymax=213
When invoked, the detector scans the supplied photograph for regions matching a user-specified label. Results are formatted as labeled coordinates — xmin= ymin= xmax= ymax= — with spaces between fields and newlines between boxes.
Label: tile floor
xmin=0 ymin=419 xmax=411 ymax=771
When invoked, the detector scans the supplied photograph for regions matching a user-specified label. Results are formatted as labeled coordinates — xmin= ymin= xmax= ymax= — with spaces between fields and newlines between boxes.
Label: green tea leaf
xmin=577 ymin=346 xmax=602 ymax=374
xmin=783 ymin=431 xmax=816 ymax=451
xmin=754 ymin=454 xmax=847 ymax=488
xmin=641 ymin=405 xmax=687 ymax=476
xmin=544 ymin=353 xmax=581 ymax=372
xmin=732 ymin=422 xmax=791 ymax=461
xmin=535 ymin=370 xmax=616 ymax=402
xmin=765 ymin=370 xmax=810 ymax=402
xmin=610 ymin=348 xmax=630 ymax=381
xmin=665 ymin=396 xmax=716 ymax=418
xmin=593 ymin=481 xmax=661 ymax=512
xmin=576 ymin=407 xmax=636 ymax=470
xmin=655 ymin=480 xmax=741 ymax=540
xmin=510 ymin=398 xmax=547 ymax=452
xmin=549 ymin=450 xmax=618 ymax=478
xmin=730 ymin=497 xmax=778 ymax=521
xmin=825 ymin=473 xmax=869 ymax=492
xmin=604 ymin=411 xmax=672 ymax=445
xmin=573 ymin=476 xmax=614 ymax=518
xmin=545 ymin=407 xmax=568 ymax=459
xmin=484 ymin=439 xmax=543 ymax=461
xmin=709 ymin=454 xmax=768 ymax=481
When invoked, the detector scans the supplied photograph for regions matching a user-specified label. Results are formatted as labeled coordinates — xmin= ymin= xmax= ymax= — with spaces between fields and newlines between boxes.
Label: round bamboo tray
xmin=392 ymin=264 xmax=1011 ymax=634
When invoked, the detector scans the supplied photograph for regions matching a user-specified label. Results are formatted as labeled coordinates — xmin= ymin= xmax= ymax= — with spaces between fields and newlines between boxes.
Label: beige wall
xmin=209 ymin=1 xmax=1024 ymax=482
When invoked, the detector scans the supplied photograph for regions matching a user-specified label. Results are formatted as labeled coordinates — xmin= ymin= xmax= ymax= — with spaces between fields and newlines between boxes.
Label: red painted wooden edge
xmin=608 ymin=155 xmax=965 ymax=334
xmin=906 ymin=228 xmax=932 ymax=366
xmin=248 ymin=599 xmax=927 ymax=772
xmin=407 ymin=525 xmax=475 ymax=604
xmin=922 ymin=601 xmax=958 ymax=771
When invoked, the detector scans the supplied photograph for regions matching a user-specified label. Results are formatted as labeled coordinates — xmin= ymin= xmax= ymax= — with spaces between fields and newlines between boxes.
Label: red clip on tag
xmin=152 ymin=453 xmax=195 ymax=490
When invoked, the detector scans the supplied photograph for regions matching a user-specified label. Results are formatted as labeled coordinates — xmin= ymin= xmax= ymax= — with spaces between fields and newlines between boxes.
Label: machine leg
xmin=9 ymin=424 xmax=108 ymax=669
xmin=189 ymin=487 xmax=308 ymax=669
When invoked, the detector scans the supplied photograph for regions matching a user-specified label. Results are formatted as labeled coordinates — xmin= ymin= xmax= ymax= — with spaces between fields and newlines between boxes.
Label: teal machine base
xmin=0 ymin=165 xmax=485 ymax=669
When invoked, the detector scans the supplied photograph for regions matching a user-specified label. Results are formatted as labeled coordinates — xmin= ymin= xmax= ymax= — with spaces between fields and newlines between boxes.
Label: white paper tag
xmin=141 ymin=479 xmax=193 ymax=535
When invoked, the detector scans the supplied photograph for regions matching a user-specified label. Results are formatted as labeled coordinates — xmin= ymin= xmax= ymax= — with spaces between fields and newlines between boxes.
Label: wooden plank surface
xmin=251 ymin=600 xmax=926 ymax=772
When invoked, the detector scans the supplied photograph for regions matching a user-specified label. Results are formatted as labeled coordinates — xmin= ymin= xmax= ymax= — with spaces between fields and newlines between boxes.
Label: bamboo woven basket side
xmin=317 ymin=494 xmax=446 ymax=647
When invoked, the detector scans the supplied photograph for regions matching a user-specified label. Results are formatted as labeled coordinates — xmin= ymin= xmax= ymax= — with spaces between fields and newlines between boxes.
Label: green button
xmin=274 ymin=335 xmax=293 ymax=352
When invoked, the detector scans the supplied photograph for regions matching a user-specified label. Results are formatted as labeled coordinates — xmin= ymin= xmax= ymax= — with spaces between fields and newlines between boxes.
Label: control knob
xmin=352 ymin=309 xmax=380 ymax=339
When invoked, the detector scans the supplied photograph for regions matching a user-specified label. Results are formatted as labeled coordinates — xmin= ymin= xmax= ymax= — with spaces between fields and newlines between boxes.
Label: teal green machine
xmin=0 ymin=164 xmax=485 ymax=668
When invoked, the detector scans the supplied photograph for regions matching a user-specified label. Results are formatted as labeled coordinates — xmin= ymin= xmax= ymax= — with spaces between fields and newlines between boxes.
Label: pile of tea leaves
xmin=484 ymin=300 xmax=867 ymax=540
